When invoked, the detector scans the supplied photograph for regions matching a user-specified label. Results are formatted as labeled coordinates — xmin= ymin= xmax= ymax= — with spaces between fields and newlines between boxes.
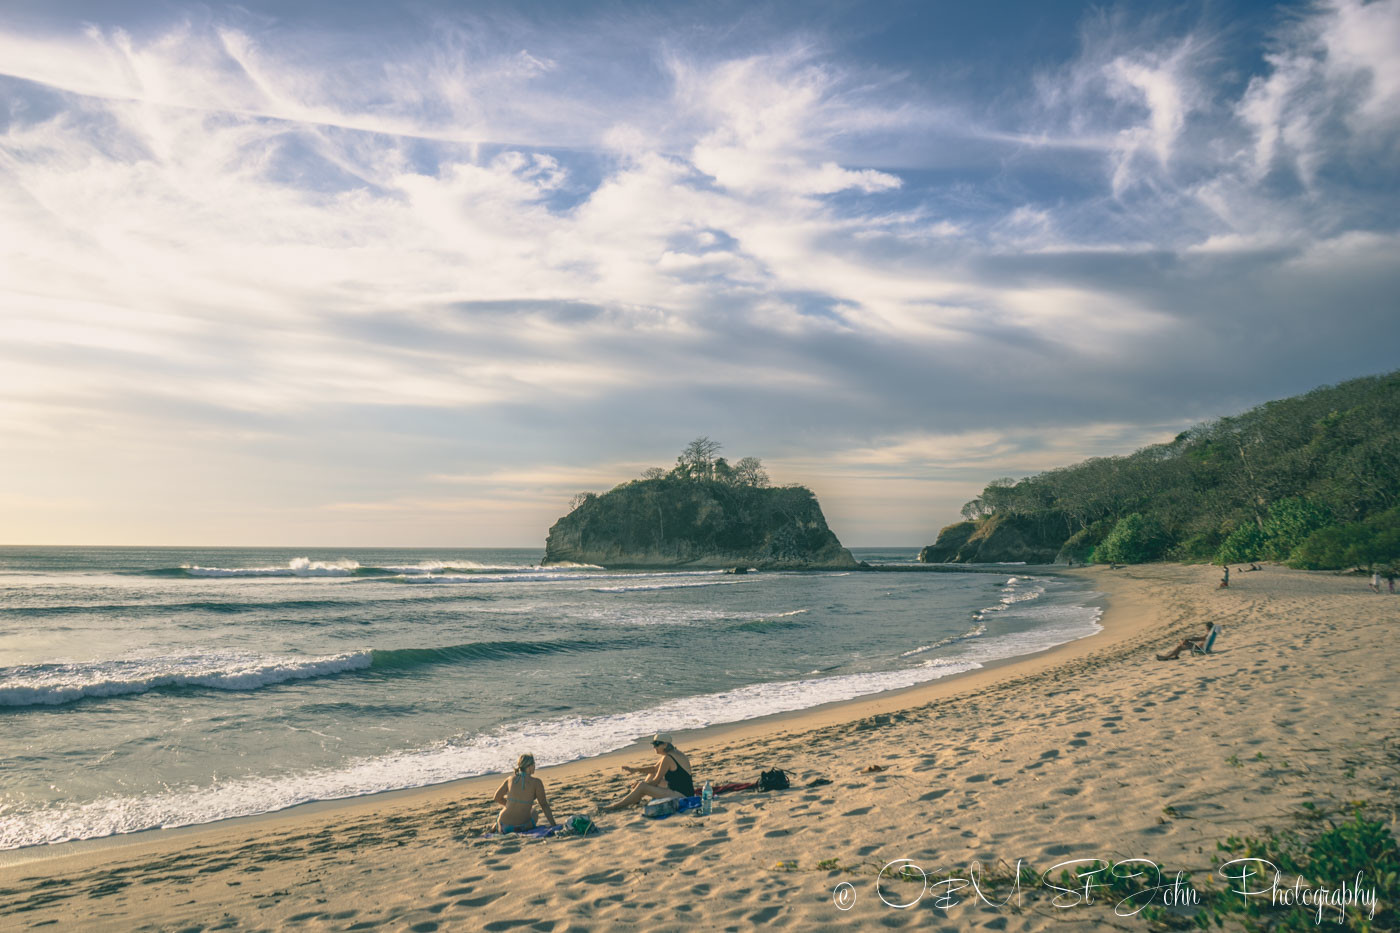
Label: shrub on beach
xmin=1166 ymin=527 xmax=1226 ymax=562
xmin=1216 ymin=521 xmax=1268 ymax=564
xmin=1288 ymin=507 xmax=1400 ymax=571
xmin=1091 ymin=513 xmax=1166 ymax=565
xmin=1056 ymin=520 xmax=1113 ymax=564
xmin=1215 ymin=499 xmax=1331 ymax=565
xmin=1200 ymin=805 xmax=1399 ymax=932
xmin=1259 ymin=498 xmax=1331 ymax=560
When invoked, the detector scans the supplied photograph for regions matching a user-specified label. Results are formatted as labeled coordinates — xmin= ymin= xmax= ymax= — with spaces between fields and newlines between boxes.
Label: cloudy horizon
xmin=3 ymin=0 xmax=1397 ymax=547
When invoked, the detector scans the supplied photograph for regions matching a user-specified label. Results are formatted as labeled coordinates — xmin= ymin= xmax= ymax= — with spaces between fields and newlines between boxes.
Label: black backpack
xmin=758 ymin=768 xmax=790 ymax=791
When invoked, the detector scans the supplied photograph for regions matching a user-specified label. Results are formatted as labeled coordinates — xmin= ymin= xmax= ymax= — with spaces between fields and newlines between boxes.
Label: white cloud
xmin=1238 ymin=0 xmax=1400 ymax=185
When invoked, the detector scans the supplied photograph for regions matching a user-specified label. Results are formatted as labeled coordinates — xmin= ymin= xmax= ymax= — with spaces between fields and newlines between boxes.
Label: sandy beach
xmin=2 ymin=563 xmax=1395 ymax=931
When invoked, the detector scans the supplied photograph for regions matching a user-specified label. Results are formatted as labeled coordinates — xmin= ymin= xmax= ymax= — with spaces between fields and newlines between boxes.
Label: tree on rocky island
xmin=675 ymin=436 xmax=723 ymax=480
xmin=733 ymin=456 xmax=770 ymax=488
xmin=665 ymin=439 xmax=770 ymax=487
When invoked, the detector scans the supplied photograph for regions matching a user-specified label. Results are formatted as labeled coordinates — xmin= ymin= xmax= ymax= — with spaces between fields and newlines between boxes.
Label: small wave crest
xmin=591 ymin=580 xmax=742 ymax=593
xmin=368 ymin=639 xmax=606 ymax=669
xmin=0 ymin=651 xmax=373 ymax=707
xmin=397 ymin=569 xmax=725 ymax=587
xmin=728 ymin=610 xmax=810 ymax=633
xmin=182 ymin=558 xmax=364 ymax=578
xmin=134 ymin=557 xmax=562 ymax=579
xmin=0 ymin=638 xmax=614 ymax=708
xmin=974 ymin=575 xmax=1047 ymax=619
xmin=899 ymin=621 xmax=987 ymax=657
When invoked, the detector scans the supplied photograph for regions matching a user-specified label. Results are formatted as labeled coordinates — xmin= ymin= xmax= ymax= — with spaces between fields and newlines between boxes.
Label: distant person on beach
xmin=1370 ymin=571 xmax=1382 ymax=593
xmin=1388 ymin=573 xmax=1396 ymax=594
xmin=1220 ymin=565 xmax=1230 ymax=588
xmin=1156 ymin=622 xmax=1216 ymax=661
xmin=493 ymin=753 xmax=557 ymax=833
xmin=600 ymin=733 xmax=695 ymax=811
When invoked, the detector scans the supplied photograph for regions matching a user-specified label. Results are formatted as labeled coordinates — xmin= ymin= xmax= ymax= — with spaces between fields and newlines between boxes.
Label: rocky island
xmin=543 ymin=438 xmax=859 ymax=570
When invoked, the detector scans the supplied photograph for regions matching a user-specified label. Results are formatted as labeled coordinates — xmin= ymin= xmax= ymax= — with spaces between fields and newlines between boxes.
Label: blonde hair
xmin=515 ymin=753 xmax=535 ymax=775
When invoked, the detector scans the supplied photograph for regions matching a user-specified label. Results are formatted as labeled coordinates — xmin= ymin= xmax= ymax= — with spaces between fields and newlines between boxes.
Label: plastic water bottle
xmin=701 ymin=780 xmax=713 ymax=815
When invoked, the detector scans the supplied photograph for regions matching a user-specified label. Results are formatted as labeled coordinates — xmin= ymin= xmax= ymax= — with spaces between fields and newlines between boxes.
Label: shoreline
xmin=6 ymin=563 xmax=1392 ymax=931
xmin=2 ymin=566 xmax=1111 ymax=869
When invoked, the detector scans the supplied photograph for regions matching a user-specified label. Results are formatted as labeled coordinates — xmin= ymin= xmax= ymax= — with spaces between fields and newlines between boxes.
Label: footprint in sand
xmin=579 ymin=870 xmax=627 ymax=887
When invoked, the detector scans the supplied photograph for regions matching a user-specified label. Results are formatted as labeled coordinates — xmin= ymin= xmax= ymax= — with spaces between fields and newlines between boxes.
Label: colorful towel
xmin=711 ymin=781 xmax=757 ymax=795
xmin=646 ymin=796 xmax=703 ymax=820
xmin=483 ymin=824 xmax=561 ymax=839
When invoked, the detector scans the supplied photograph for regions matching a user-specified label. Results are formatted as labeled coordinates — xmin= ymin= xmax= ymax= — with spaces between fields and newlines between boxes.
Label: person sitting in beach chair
xmin=1156 ymin=622 xmax=1220 ymax=661
xmin=600 ymin=733 xmax=695 ymax=811
xmin=493 ymin=753 xmax=557 ymax=833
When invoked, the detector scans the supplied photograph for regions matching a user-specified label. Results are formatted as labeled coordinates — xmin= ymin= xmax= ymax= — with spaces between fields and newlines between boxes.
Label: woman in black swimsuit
xmin=600 ymin=733 xmax=695 ymax=810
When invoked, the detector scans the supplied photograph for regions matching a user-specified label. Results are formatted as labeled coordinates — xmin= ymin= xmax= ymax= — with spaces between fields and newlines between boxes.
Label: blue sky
xmin=2 ymin=0 xmax=1397 ymax=546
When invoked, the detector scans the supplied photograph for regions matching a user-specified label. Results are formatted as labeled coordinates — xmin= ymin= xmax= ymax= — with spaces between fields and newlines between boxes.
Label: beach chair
xmin=1190 ymin=624 xmax=1221 ymax=656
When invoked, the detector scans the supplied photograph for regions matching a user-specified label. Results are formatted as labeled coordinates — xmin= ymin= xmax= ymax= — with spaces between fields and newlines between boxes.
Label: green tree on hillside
xmin=1092 ymin=513 xmax=1166 ymax=564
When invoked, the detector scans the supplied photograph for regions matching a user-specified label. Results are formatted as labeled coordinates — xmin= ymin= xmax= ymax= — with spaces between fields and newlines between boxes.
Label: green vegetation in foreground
xmin=543 ymin=438 xmax=857 ymax=568
xmin=785 ymin=805 xmax=1396 ymax=930
xmin=922 ymin=372 xmax=1399 ymax=569
xmin=1045 ymin=805 xmax=1397 ymax=930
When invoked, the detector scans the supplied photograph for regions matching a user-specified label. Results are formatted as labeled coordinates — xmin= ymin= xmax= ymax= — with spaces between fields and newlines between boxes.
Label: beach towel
xmin=643 ymin=796 xmax=703 ymax=820
xmin=484 ymin=824 xmax=562 ymax=840
xmin=711 ymin=781 xmax=757 ymax=795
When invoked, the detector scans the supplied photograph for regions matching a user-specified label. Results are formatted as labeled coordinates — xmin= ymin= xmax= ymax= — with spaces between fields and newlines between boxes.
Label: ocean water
xmin=0 ymin=546 xmax=1102 ymax=849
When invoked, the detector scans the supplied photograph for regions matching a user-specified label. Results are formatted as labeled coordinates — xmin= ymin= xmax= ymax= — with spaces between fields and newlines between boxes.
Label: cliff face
xmin=917 ymin=522 xmax=977 ymax=563
xmin=917 ymin=514 xmax=1064 ymax=564
xmin=544 ymin=478 xmax=859 ymax=570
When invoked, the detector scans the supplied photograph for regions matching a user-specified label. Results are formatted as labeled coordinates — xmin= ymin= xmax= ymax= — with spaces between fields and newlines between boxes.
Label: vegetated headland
xmin=919 ymin=370 xmax=1399 ymax=571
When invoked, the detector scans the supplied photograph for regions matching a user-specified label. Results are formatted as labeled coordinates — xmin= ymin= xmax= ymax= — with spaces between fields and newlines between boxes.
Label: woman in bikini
xmin=600 ymin=733 xmax=695 ymax=811
xmin=493 ymin=753 xmax=557 ymax=833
